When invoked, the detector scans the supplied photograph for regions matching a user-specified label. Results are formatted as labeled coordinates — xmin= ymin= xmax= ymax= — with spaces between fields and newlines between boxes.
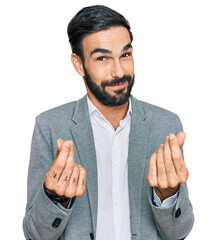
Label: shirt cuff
xmin=152 ymin=187 xmax=179 ymax=208
xmin=67 ymin=198 xmax=73 ymax=209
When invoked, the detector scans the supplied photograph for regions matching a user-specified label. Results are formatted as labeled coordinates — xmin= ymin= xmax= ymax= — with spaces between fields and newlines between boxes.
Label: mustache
xmin=101 ymin=75 xmax=132 ymax=89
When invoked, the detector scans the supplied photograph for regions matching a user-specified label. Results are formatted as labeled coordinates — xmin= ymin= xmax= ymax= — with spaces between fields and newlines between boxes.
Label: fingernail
xmin=169 ymin=134 xmax=175 ymax=140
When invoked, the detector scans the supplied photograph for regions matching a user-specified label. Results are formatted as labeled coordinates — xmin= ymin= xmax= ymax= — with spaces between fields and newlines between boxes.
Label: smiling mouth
xmin=110 ymin=78 xmax=127 ymax=86
xmin=107 ymin=78 xmax=128 ymax=88
xmin=110 ymin=81 xmax=126 ymax=88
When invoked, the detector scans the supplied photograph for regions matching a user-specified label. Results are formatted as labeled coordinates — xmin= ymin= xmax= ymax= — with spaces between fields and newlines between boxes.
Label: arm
xmin=23 ymin=117 xmax=86 ymax=240
xmin=147 ymin=116 xmax=194 ymax=240
xmin=152 ymin=187 xmax=179 ymax=208
xmin=149 ymin=183 xmax=194 ymax=240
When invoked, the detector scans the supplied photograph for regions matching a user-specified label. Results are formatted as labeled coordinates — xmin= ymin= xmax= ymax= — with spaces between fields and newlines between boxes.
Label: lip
xmin=108 ymin=81 xmax=127 ymax=89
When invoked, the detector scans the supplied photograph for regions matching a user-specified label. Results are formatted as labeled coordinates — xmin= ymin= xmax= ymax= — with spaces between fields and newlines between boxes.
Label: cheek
xmin=124 ymin=59 xmax=134 ymax=75
xmin=85 ymin=58 xmax=134 ymax=82
xmin=87 ymin=64 xmax=110 ymax=83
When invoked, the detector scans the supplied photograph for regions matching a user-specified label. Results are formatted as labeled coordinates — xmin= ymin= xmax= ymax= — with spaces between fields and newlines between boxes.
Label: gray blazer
xmin=23 ymin=95 xmax=194 ymax=240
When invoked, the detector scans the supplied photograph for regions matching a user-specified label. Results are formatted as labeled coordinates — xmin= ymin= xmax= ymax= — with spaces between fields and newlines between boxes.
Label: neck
xmin=87 ymin=92 xmax=129 ymax=130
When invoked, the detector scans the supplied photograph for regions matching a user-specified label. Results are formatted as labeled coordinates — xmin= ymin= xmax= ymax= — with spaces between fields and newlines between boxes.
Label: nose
xmin=111 ymin=60 xmax=124 ymax=79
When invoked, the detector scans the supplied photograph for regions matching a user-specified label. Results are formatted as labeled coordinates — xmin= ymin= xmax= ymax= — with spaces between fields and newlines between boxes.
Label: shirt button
xmin=90 ymin=232 xmax=94 ymax=239
xmin=52 ymin=218 xmax=62 ymax=228
xmin=175 ymin=208 xmax=182 ymax=218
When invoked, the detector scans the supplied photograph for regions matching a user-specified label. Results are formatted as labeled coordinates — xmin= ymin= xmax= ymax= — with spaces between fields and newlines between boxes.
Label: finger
xmin=169 ymin=134 xmax=189 ymax=183
xmin=67 ymin=140 xmax=75 ymax=163
xmin=58 ymin=139 xmax=75 ymax=184
xmin=55 ymin=140 xmax=71 ymax=162
xmin=64 ymin=164 xmax=80 ymax=198
xmin=156 ymin=144 xmax=168 ymax=189
xmin=176 ymin=131 xmax=186 ymax=147
xmin=50 ymin=141 xmax=71 ymax=180
xmin=163 ymin=136 xmax=179 ymax=188
xmin=75 ymin=164 xmax=87 ymax=196
xmin=57 ymin=138 xmax=65 ymax=154
xmin=54 ymin=138 xmax=65 ymax=159
xmin=56 ymin=140 xmax=75 ymax=189
xmin=147 ymin=152 xmax=158 ymax=187
xmin=55 ymin=157 xmax=76 ymax=196
xmin=45 ymin=140 xmax=71 ymax=191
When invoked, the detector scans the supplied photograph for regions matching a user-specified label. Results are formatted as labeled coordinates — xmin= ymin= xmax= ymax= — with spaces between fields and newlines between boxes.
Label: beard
xmin=83 ymin=66 xmax=135 ymax=106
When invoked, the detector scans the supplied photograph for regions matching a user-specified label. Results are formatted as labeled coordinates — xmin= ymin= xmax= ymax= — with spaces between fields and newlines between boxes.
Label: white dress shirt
xmin=87 ymin=96 xmax=178 ymax=240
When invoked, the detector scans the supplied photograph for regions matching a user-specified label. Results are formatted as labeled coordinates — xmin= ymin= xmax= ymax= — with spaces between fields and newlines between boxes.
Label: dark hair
xmin=67 ymin=5 xmax=133 ymax=63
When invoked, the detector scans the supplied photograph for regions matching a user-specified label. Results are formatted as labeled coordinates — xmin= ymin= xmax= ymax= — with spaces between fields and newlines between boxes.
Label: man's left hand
xmin=147 ymin=131 xmax=189 ymax=202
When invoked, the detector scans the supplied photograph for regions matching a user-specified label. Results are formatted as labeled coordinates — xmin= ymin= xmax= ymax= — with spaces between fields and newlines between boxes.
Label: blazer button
xmin=175 ymin=208 xmax=181 ymax=218
xmin=52 ymin=218 xmax=62 ymax=228
xmin=90 ymin=232 xmax=94 ymax=240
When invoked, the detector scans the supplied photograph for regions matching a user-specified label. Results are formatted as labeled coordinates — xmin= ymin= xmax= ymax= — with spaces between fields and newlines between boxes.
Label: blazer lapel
xmin=128 ymin=96 xmax=150 ymax=237
xmin=70 ymin=95 xmax=98 ymax=234
xmin=69 ymin=95 xmax=150 ymax=237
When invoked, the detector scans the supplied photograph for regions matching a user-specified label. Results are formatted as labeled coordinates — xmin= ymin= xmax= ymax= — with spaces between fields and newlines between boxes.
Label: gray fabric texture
xmin=23 ymin=95 xmax=194 ymax=240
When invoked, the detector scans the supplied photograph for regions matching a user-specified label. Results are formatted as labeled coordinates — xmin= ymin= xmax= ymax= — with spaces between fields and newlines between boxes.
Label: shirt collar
xmin=87 ymin=96 xmax=132 ymax=120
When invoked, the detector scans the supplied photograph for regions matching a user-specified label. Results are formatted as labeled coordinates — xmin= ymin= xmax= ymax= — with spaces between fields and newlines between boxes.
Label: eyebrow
xmin=90 ymin=42 xmax=133 ymax=57
xmin=90 ymin=48 xmax=112 ymax=56
xmin=122 ymin=43 xmax=132 ymax=52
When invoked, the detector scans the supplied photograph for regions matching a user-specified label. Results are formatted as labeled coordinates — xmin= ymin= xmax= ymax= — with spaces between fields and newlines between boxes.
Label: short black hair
xmin=67 ymin=5 xmax=133 ymax=62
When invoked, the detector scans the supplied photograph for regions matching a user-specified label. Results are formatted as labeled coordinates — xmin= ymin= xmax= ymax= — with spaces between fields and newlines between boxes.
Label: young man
xmin=23 ymin=5 xmax=194 ymax=240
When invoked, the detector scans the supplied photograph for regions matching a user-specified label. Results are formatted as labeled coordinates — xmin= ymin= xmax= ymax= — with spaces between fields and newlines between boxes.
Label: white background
xmin=1 ymin=0 xmax=216 ymax=239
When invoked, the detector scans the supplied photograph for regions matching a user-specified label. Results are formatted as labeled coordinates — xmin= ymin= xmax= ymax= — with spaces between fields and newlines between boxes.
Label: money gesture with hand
xmin=44 ymin=138 xmax=87 ymax=200
xmin=147 ymin=132 xmax=189 ymax=201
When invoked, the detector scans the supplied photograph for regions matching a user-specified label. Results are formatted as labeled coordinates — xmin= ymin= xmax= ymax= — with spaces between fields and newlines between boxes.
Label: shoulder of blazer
xmin=35 ymin=95 xmax=87 ymax=126
xmin=131 ymin=95 xmax=180 ymax=122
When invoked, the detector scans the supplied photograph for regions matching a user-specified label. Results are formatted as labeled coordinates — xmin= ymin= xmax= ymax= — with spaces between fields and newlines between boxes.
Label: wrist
xmin=43 ymin=183 xmax=71 ymax=206
xmin=154 ymin=185 xmax=179 ymax=202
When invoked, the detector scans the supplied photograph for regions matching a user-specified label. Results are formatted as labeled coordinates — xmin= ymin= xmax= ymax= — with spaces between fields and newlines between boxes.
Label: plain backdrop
xmin=1 ymin=0 xmax=216 ymax=239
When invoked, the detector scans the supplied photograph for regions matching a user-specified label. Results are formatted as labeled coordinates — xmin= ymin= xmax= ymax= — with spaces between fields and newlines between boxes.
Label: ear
xmin=71 ymin=53 xmax=85 ymax=77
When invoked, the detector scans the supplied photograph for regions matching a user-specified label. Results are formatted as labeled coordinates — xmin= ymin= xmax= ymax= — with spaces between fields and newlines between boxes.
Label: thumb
xmin=56 ymin=138 xmax=65 ymax=155
xmin=176 ymin=131 xmax=186 ymax=147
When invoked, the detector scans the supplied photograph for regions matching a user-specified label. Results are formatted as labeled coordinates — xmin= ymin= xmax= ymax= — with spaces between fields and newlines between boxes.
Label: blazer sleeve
xmin=148 ymin=115 xmax=195 ymax=240
xmin=23 ymin=116 xmax=76 ymax=240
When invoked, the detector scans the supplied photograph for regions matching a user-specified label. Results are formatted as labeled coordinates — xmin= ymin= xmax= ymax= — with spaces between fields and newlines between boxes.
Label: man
xmin=23 ymin=5 xmax=194 ymax=240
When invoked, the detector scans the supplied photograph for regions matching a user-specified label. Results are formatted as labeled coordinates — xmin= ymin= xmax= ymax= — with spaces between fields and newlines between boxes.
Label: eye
xmin=121 ymin=52 xmax=131 ymax=58
xmin=96 ymin=56 xmax=107 ymax=61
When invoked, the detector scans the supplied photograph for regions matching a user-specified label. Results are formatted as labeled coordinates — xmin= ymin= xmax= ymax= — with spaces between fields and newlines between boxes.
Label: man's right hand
xmin=44 ymin=138 xmax=87 ymax=198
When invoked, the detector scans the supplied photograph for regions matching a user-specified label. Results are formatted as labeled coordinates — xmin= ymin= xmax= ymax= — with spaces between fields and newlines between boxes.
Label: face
xmin=80 ymin=26 xmax=135 ymax=106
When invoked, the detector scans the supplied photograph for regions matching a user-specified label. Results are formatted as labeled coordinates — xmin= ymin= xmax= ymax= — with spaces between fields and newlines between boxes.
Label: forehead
xmin=82 ymin=26 xmax=131 ymax=55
